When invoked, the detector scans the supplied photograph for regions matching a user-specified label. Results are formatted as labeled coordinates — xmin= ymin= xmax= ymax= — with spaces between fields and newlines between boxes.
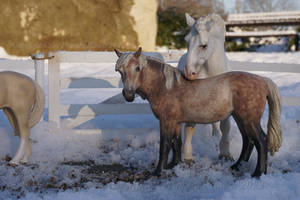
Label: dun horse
xmin=178 ymin=13 xmax=232 ymax=162
xmin=115 ymin=48 xmax=282 ymax=177
xmin=0 ymin=71 xmax=45 ymax=165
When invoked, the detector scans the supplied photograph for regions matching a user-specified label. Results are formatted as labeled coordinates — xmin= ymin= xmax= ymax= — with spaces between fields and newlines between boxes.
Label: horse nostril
xmin=192 ymin=72 xmax=196 ymax=76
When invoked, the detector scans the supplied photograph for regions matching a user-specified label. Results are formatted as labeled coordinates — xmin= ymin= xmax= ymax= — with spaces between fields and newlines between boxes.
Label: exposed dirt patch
xmin=62 ymin=160 xmax=152 ymax=185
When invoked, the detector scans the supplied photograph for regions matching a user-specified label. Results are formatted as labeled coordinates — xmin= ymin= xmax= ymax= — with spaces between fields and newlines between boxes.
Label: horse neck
xmin=138 ymin=60 xmax=165 ymax=101
xmin=205 ymin=38 xmax=228 ymax=75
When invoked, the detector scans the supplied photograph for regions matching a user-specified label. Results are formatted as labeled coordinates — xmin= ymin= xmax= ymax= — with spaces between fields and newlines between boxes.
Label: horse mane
xmin=146 ymin=57 xmax=184 ymax=90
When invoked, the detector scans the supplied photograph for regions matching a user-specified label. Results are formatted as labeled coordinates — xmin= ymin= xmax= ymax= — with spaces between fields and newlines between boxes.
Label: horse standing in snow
xmin=115 ymin=47 xmax=282 ymax=177
xmin=0 ymin=71 xmax=45 ymax=165
xmin=177 ymin=13 xmax=232 ymax=162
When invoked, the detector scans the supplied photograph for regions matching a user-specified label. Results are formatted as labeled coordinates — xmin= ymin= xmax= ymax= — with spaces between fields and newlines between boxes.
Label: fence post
xmin=33 ymin=52 xmax=45 ymax=89
xmin=48 ymin=52 xmax=61 ymax=127
xmin=32 ymin=53 xmax=45 ymax=121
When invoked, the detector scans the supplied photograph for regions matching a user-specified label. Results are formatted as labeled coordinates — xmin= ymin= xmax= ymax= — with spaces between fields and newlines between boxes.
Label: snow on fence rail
xmin=0 ymin=51 xmax=300 ymax=128
xmin=226 ymin=11 xmax=300 ymax=26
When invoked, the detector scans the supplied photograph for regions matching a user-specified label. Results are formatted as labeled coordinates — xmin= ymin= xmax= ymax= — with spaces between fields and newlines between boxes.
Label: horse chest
xmin=148 ymin=96 xmax=181 ymax=120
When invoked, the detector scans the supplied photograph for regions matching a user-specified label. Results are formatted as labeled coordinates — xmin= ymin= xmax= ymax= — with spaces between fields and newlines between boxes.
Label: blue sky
xmin=223 ymin=0 xmax=300 ymax=13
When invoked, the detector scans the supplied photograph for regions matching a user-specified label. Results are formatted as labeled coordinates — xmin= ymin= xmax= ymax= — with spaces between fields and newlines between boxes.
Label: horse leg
xmin=3 ymin=108 xmax=19 ymax=136
xmin=230 ymin=134 xmax=252 ymax=171
xmin=230 ymin=114 xmax=253 ymax=171
xmin=21 ymin=137 xmax=32 ymax=164
xmin=9 ymin=112 xmax=31 ymax=166
xmin=252 ymin=125 xmax=268 ymax=177
xmin=154 ymin=121 xmax=173 ymax=176
xmin=183 ymin=123 xmax=196 ymax=164
xmin=243 ymin=140 xmax=254 ymax=162
xmin=167 ymin=123 xmax=182 ymax=169
xmin=212 ymin=121 xmax=221 ymax=136
xmin=218 ymin=117 xmax=233 ymax=161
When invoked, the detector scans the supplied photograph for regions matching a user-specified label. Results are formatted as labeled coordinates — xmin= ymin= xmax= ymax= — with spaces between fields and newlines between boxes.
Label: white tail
xmin=266 ymin=78 xmax=282 ymax=156
xmin=29 ymin=82 xmax=45 ymax=128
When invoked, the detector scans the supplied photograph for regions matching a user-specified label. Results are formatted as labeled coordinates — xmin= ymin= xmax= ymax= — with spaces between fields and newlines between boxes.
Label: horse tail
xmin=29 ymin=82 xmax=45 ymax=128
xmin=266 ymin=78 xmax=282 ymax=156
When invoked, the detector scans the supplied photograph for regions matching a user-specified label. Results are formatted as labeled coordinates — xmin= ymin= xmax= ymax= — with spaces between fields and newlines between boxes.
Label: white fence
xmin=47 ymin=51 xmax=163 ymax=127
xmin=1 ymin=51 xmax=300 ymax=129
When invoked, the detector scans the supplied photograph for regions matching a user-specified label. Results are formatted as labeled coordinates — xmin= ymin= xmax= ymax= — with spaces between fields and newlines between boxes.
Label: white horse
xmin=0 ymin=71 xmax=45 ymax=165
xmin=177 ymin=13 xmax=232 ymax=162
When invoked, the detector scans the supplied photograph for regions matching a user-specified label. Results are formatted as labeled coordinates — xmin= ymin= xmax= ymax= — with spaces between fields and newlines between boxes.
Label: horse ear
xmin=114 ymin=49 xmax=122 ymax=58
xmin=210 ymin=14 xmax=226 ymax=39
xmin=134 ymin=47 xmax=142 ymax=58
xmin=211 ymin=14 xmax=225 ymax=27
xmin=185 ymin=13 xmax=195 ymax=27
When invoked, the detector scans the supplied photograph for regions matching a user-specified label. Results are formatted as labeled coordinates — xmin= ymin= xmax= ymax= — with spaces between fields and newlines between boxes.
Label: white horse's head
xmin=184 ymin=13 xmax=225 ymax=80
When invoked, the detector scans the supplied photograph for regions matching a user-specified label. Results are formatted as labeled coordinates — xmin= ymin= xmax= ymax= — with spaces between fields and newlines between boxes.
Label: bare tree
xmin=243 ymin=0 xmax=296 ymax=12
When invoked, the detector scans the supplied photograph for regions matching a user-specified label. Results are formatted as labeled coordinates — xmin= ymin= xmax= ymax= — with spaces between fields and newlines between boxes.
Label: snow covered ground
xmin=0 ymin=49 xmax=300 ymax=199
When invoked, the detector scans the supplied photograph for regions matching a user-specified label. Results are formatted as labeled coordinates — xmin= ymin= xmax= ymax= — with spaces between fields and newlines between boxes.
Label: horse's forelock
xmin=115 ymin=53 xmax=133 ymax=70
xmin=195 ymin=14 xmax=221 ymax=33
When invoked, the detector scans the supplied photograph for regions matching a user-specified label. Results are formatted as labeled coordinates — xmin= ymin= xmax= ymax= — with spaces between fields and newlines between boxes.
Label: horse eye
xmin=199 ymin=44 xmax=207 ymax=49
xmin=135 ymin=66 xmax=140 ymax=72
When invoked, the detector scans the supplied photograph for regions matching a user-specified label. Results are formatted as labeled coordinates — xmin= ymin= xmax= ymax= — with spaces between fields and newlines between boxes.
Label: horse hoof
xmin=230 ymin=163 xmax=240 ymax=171
xmin=251 ymin=171 xmax=262 ymax=178
xmin=167 ymin=161 xmax=179 ymax=169
xmin=20 ymin=160 xmax=28 ymax=165
xmin=8 ymin=161 xmax=19 ymax=167
xmin=152 ymin=169 xmax=162 ymax=177
xmin=218 ymin=154 xmax=234 ymax=161
xmin=184 ymin=159 xmax=195 ymax=166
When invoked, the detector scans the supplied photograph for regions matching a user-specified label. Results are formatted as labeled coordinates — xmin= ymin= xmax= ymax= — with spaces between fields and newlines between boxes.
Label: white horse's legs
xmin=212 ymin=121 xmax=221 ymax=136
xmin=9 ymin=113 xmax=31 ymax=166
xmin=183 ymin=118 xmax=232 ymax=164
xmin=21 ymin=139 xmax=32 ymax=164
xmin=218 ymin=117 xmax=233 ymax=160
xmin=9 ymin=137 xmax=26 ymax=165
xmin=183 ymin=123 xmax=196 ymax=162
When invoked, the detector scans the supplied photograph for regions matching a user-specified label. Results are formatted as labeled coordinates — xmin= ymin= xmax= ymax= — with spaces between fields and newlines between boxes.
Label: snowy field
xmin=0 ymin=49 xmax=300 ymax=200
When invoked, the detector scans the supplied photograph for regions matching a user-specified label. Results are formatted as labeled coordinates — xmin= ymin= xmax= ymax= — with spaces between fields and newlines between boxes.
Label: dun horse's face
xmin=114 ymin=48 xmax=143 ymax=102
xmin=184 ymin=14 xmax=216 ymax=80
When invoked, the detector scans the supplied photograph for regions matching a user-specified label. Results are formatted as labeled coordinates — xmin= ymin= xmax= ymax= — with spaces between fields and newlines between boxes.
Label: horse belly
xmin=183 ymin=94 xmax=233 ymax=124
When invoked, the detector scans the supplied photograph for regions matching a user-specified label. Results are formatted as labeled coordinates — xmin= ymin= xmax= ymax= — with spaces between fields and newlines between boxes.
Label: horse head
xmin=184 ymin=13 xmax=225 ymax=80
xmin=114 ymin=47 xmax=146 ymax=102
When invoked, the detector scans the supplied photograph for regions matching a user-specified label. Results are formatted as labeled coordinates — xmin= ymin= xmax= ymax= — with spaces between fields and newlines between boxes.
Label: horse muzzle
xmin=122 ymin=89 xmax=135 ymax=102
xmin=184 ymin=67 xmax=198 ymax=81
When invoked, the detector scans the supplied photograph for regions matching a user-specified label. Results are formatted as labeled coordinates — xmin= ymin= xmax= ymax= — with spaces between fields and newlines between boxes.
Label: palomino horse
xmin=178 ymin=13 xmax=232 ymax=162
xmin=0 ymin=71 xmax=45 ymax=165
xmin=115 ymin=48 xmax=282 ymax=177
